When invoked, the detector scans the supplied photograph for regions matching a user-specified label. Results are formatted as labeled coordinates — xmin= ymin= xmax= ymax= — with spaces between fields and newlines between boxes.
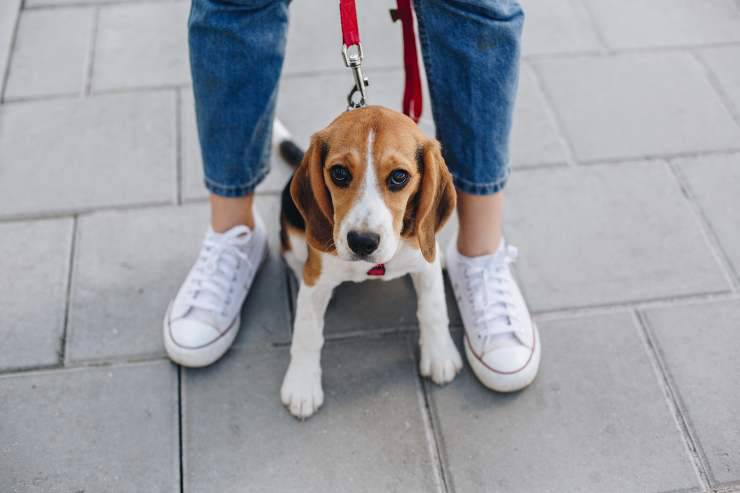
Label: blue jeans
xmin=189 ymin=0 xmax=523 ymax=196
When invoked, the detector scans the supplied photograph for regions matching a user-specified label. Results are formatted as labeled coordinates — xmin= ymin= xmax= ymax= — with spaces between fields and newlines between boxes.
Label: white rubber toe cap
xmin=168 ymin=318 xmax=221 ymax=350
xmin=163 ymin=304 xmax=240 ymax=368
xmin=478 ymin=345 xmax=534 ymax=374
xmin=464 ymin=325 xmax=541 ymax=393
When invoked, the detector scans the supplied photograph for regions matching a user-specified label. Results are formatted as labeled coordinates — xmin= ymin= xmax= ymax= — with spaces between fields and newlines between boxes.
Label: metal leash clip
xmin=342 ymin=43 xmax=369 ymax=110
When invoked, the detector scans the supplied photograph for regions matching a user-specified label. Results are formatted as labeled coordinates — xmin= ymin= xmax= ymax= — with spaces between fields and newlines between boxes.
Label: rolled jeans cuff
xmin=204 ymin=165 xmax=270 ymax=197
xmin=451 ymin=165 xmax=510 ymax=196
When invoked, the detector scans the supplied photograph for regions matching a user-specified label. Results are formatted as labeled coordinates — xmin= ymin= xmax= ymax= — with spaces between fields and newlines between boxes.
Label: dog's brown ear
xmin=290 ymin=133 xmax=335 ymax=252
xmin=415 ymin=140 xmax=456 ymax=262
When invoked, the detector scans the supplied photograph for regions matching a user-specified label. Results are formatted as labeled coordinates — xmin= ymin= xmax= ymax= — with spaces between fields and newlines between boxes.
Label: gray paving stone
xmin=429 ymin=311 xmax=700 ymax=493
xmin=0 ymin=218 xmax=72 ymax=371
xmin=644 ymin=299 xmax=740 ymax=487
xmin=505 ymin=161 xmax=729 ymax=311
xmin=92 ymin=2 xmax=190 ymax=92
xmin=700 ymin=45 xmax=740 ymax=117
xmin=521 ymin=0 xmax=603 ymax=56
xmin=0 ymin=92 xmax=175 ymax=218
xmin=284 ymin=0 xmax=402 ymax=76
xmin=180 ymin=89 xmax=295 ymax=200
xmin=67 ymin=197 xmax=290 ymax=363
xmin=510 ymin=64 xmax=568 ymax=167
xmin=535 ymin=52 xmax=740 ymax=162
xmin=5 ymin=8 xmax=93 ymax=100
xmin=183 ymin=335 xmax=439 ymax=493
xmin=676 ymin=153 xmax=740 ymax=281
xmin=317 ymin=274 xmax=462 ymax=338
xmin=0 ymin=0 xmax=21 ymax=99
xmin=0 ymin=361 xmax=178 ymax=493
xmin=586 ymin=0 xmax=740 ymax=49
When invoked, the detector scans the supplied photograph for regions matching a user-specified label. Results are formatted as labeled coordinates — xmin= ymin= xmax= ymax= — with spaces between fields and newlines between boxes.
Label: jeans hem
xmin=204 ymin=167 xmax=270 ymax=197
xmin=451 ymin=168 xmax=509 ymax=195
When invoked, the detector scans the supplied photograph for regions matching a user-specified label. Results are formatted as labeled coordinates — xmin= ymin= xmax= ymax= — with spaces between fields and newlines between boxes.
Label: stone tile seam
xmin=0 ymin=0 xmax=22 ymax=103
xmin=522 ymin=60 xmax=578 ymax=168
xmin=531 ymin=289 xmax=737 ymax=320
xmin=0 ymin=198 xmax=180 ymax=223
xmin=5 ymin=147 xmax=740 ymax=224
xmin=1 ymin=83 xmax=179 ymax=105
xmin=0 ymin=356 xmax=173 ymax=379
xmin=82 ymin=5 xmax=100 ymax=96
xmin=405 ymin=336 xmax=449 ymax=493
xmin=572 ymin=0 xmax=613 ymax=55
xmin=634 ymin=309 xmax=715 ymax=490
xmin=524 ymin=40 xmax=740 ymax=61
xmin=60 ymin=215 xmax=78 ymax=366
xmin=177 ymin=366 xmax=185 ymax=493
xmin=667 ymin=159 xmax=740 ymax=291
xmin=0 ymin=192 xmax=269 ymax=223
xmin=658 ymin=486 xmax=712 ymax=493
xmin=180 ymin=364 xmax=191 ymax=493
xmin=175 ymin=87 xmax=183 ymax=205
xmin=532 ymin=290 xmax=740 ymax=323
xmin=577 ymin=148 xmax=740 ymax=167
xmin=5 ymin=286 xmax=735 ymax=377
xmin=691 ymin=50 xmax=740 ymax=130
xmin=4 ymin=40 xmax=740 ymax=106
xmin=15 ymin=0 xmax=740 ymax=58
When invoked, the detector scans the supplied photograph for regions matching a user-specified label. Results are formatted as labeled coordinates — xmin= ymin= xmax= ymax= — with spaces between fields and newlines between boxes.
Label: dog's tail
xmin=273 ymin=119 xmax=304 ymax=168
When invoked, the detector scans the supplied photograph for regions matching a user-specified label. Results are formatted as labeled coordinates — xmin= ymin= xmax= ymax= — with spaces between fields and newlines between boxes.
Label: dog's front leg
xmin=411 ymin=254 xmax=462 ymax=384
xmin=281 ymin=279 xmax=335 ymax=419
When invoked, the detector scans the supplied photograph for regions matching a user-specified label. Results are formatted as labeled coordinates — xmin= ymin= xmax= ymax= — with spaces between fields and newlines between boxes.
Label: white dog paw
xmin=419 ymin=336 xmax=463 ymax=385
xmin=280 ymin=360 xmax=324 ymax=419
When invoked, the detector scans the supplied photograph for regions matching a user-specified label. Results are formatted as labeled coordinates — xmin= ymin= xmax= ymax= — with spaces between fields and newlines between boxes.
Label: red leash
xmin=392 ymin=0 xmax=423 ymax=123
xmin=339 ymin=0 xmax=360 ymax=47
xmin=338 ymin=0 xmax=423 ymax=122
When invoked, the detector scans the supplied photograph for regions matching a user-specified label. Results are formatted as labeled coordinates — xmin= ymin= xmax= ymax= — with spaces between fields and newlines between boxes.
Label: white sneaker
xmin=163 ymin=212 xmax=268 ymax=368
xmin=446 ymin=239 xmax=540 ymax=392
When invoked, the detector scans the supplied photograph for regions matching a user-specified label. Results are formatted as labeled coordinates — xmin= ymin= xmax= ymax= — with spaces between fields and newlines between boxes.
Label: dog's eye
xmin=330 ymin=165 xmax=351 ymax=187
xmin=388 ymin=169 xmax=410 ymax=191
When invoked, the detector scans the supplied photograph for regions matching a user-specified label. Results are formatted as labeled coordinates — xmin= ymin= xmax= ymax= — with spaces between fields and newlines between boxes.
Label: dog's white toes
xmin=420 ymin=337 xmax=463 ymax=385
xmin=281 ymin=361 xmax=324 ymax=419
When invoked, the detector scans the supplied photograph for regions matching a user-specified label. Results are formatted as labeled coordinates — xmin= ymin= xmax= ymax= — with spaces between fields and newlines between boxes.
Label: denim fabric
xmin=415 ymin=0 xmax=523 ymax=195
xmin=189 ymin=0 xmax=290 ymax=197
xmin=189 ymin=0 xmax=522 ymax=196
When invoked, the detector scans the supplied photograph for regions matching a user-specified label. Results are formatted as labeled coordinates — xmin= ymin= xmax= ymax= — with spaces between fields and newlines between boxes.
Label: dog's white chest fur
xmin=284 ymin=232 xmax=432 ymax=284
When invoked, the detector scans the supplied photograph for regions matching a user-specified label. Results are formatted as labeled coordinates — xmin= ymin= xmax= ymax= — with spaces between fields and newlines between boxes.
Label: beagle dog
xmin=279 ymin=105 xmax=462 ymax=418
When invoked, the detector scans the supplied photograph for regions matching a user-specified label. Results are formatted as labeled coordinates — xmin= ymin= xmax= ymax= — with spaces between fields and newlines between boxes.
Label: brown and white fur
xmin=279 ymin=106 xmax=462 ymax=419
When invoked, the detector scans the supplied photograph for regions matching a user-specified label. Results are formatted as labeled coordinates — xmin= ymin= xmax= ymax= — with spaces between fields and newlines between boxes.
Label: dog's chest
xmin=321 ymin=242 xmax=430 ymax=283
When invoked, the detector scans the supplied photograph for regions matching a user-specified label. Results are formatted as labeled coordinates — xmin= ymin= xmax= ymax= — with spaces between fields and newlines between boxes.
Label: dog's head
xmin=291 ymin=106 xmax=456 ymax=264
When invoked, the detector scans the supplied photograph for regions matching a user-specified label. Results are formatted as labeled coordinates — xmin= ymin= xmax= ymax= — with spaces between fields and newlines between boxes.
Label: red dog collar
xmin=367 ymin=264 xmax=386 ymax=276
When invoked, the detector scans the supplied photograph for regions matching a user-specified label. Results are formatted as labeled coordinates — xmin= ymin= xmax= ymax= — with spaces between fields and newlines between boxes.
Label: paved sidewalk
xmin=2 ymin=0 xmax=740 ymax=492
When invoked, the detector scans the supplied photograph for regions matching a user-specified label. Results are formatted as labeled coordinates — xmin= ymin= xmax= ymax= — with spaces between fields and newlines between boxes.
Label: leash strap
xmin=393 ymin=0 xmax=423 ymax=123
xmin=339 ymin=0 xmax=423 ymax=121
xmin=340 ymin=0 xmax=368 ymax=109
xmin=339 ymin=0 xmax=360 ymax=47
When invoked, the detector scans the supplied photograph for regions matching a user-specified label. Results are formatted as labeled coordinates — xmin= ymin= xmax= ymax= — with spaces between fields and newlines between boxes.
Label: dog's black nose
xmin=347 ymin=231 xmax=380 ymax=256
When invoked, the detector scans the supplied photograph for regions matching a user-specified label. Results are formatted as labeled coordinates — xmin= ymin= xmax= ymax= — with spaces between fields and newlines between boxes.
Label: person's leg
xmin=163 ymin=0 xmax=289 ymax=367
xmin=415 ymin=0 xmax=540 ymax=392
xmin=190 ymin=0 xmax=289 ymax=231
xmin=456 ymin=192 xmax=503 ymax=257
xmin=414 ymin=0 xmax=521 ymax=255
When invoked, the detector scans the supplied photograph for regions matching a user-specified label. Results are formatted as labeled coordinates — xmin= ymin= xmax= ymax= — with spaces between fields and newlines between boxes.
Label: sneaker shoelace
xmin=184 ymin=226 xmax=253 ymax=316
xmin=463 ymin=244 xmax=520 ymax=351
